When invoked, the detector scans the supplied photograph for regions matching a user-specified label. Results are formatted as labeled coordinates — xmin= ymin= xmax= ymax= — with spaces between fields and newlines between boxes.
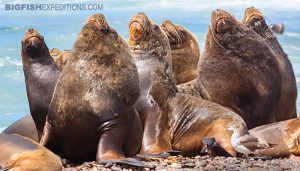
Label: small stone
xmin=204 ymin=164 xmax=216 ymax=171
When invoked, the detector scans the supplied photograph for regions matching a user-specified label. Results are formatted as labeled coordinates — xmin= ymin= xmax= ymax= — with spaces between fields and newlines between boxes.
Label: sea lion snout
xmin=129 ymin=12 xmax=151 ymax=45
xmin=22 ymin=29 xmax=45 ymax=56
xmin=86 ymin=13 xmax=109 ymax=31
xmin=161 ymin=20 xmax=183 ymax=45
xmin=211 ymin=9 xmax=236 ymax=35
xmin=243 ymin=7 xmax=264 ymax=26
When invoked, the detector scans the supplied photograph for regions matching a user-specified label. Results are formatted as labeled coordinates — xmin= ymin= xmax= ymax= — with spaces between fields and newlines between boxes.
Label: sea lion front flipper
xmin=201 ymin=137 xmax=233 ymax=157
xmin=99 ymin=157 xmax=144 ymax=167
xmin=40 ymin=117 xmax=60 ymax=153
xmin=137 ymin=150 xmax=181 ymax=160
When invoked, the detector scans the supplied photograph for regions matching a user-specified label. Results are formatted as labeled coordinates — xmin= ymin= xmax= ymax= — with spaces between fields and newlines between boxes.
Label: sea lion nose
xmin=28 ymin=28 xmax=34 ymax=33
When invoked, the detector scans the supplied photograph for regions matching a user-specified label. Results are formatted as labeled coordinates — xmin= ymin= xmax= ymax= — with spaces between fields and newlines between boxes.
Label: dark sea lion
xmin=197 ymin=9 xmax=282 ymax=129
xmin=50 ymin=48 xmax=70 ymax=70
xmin=2 ymin=114 xmax=39 ymax=142
xmin=243 ymin=7 xmax=297 ymax=121
xmin=21 ymin=29 xmax=60 ymax=139
xmin=160 ymin=20 xmax=200 ymax=84
xmin=0 ymin=133 xmax=62 ymax=171
xmin=40 ymin=14 xmax=143 ymax=166
xmin=129 ymin=12 xmax=264 ymax=157
xmin=231 ymin=118 xmax=300 ymax=158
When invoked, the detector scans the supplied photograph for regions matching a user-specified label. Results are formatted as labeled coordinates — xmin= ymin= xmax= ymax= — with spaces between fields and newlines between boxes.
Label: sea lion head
xmin=73 ymin=13 xmax=121 ymax=57
xmin=129 ymin=12 xmax=171 ymax=58
xmin=160 ymin=20 xmax=188 ymax=47
xmin=243 ymin=7 xmax=272 ymax=37
xmin=21 ymin=29 xmax=48 ymax=58
xmin=207 ymin=9 xmax=249 ymax=50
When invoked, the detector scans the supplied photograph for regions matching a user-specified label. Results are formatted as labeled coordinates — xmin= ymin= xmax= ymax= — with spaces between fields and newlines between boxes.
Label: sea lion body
xmin=21 ymin=29 xmax=60 ymax=139
xmin=0 ymin=134 xmax=62 ymax=171
xmin=243 ymin=7 xmax=297 ymax=121
xmin=2 ymin=114 xmax=38 ymax=142
xmin=129 ymin=12 xmax=249 ymax=157
xmin=50 ymin=48 xmax=70 ymax=70
xmin=197 ymin=9 xmax=282 ymax=129
xmin=161 ymin=20 xmax=200 ymax=84
xmin=41 ymin=14 xmax=143 ymax=164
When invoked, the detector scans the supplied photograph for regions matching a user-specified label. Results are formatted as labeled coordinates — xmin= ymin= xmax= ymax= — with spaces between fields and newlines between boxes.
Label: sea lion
xmin=50 ymin=48 xmax=70 ymax=70
xmin=40 ymin=14 xmax=143 ymax=166
xmin=197 ymin=9 xmax=282 ymax=129
xmin=0 ymin=133 xmax=62 ymax=171
xmin=21 ymin=29 xmax=60 ymax=139
xmin=129 ymin=12 xmax=263 ymax=157
xmin=2 ymin=114 xmax=39 ymax=142
xmin=231 ymin=118 xmax=300 ymax=158
xmin=160 ymin=20 xmax=200 ymax=84
xmin=243 ymin=7 xmax=297 ymax=121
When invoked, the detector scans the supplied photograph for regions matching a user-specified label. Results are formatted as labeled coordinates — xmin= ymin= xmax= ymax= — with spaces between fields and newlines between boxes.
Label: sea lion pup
xmin=160 ymin=20 xmax=200 ymax=84
xmin=21 ymin=29 xmax=60 ymax=139
xmin=243 ymin=7 xmax=297 ymax=121
xmin=50 ymin=48 xmax=70 ymax=70
xmin=230 ymin=118 xmax=300 ymax=158
xmin=129 ymin=12 xmax=260 ymax=157
xmin=197 ymin=9 xmax=282 ymax=129
xmin=2 ymin=114 xmax=39 ymax=142
xmin=0 ymin=133 xmax=62 ymax=171
xmin=40 ymin=14 xmax=143 ymax=166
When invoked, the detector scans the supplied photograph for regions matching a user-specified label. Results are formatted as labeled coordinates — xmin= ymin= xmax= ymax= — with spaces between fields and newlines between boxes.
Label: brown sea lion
xmin=243 ymin=7 xmax=297 ymax=121
xmin=2 ymin=114 xmax=39 ymax=142
xmin=160 ymin=20 xmax=200 ymax=84
xmin=197 ymin=9 xmax=282 ymax=129
xmin=50 ymin=48 xmax=70 ymax=70
xmin=21 ymin=29 xmax=61 ymax=139
xmin=0 ymin=133 xmax=62 ymax=171
xmin=129 ymin=12 xmax=264 ymax=157
xmin=40 ymin=14 xmax=143 ymax=166
xmin=231 ymin=118 xmax=300 ymax=158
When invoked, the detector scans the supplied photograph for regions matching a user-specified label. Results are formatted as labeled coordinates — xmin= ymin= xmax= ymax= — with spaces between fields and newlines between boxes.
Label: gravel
xmin=63 ymin=155 xmax=300 ymax=171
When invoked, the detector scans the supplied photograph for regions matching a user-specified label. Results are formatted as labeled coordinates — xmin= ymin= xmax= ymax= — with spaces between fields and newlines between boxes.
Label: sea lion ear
xmin=148 ymin=80 xmax=169 ymax=108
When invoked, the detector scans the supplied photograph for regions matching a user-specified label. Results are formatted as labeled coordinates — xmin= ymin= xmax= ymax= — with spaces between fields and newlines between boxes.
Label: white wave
xmin=3 ymin=113 xmax=16 ymax=116
xmin=4 ymin=70 xmax=24 ymax=82
xmin=7 ymin=48 xmax=16 ymax=51
xmin=297 ymin=77 xmax=300 ymax=84
xmin=0 ymin=56 xmax=22 ymax=67
xmin=285 ymin=32 xmax=300 ymax=37
xmin=0 ymin=127 xmax=7 ymax=132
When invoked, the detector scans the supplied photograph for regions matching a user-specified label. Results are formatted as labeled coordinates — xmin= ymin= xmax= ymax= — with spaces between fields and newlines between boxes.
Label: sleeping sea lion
xmin=21 ymin=29 xmax=60 ymax=139
xmin=129 ymin=12 xmax=264 ymax=157
xmin=160 ymin=20 xmax=200 ymax=84
xmin=2 ymin=114 xmax=38 ymax=142
xmin=197 ymin=9 xmax=282 ymax=129
xmin=0 ymin=133 xmax=62 ymax=171
xmin=40 ymin=14 xmax=143 ymax=166
xmin=243 ymin=7 xmax=297 ymax=121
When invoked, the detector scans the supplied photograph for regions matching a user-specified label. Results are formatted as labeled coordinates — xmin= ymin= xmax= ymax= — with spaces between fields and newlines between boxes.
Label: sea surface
xmin=0 ymin=0 xmax=299 ymax=131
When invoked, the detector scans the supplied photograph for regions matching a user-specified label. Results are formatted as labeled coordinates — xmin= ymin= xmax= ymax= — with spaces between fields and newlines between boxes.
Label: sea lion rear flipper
xmin=98 ymin=157 xmax=144 ymax=167
xmin=201 ymin=137 xmax=233 ymax=157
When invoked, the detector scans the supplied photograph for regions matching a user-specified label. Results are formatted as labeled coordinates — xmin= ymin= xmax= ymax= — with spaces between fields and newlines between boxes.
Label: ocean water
xmin=0 ymin=0 xmax=299 ymax=129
